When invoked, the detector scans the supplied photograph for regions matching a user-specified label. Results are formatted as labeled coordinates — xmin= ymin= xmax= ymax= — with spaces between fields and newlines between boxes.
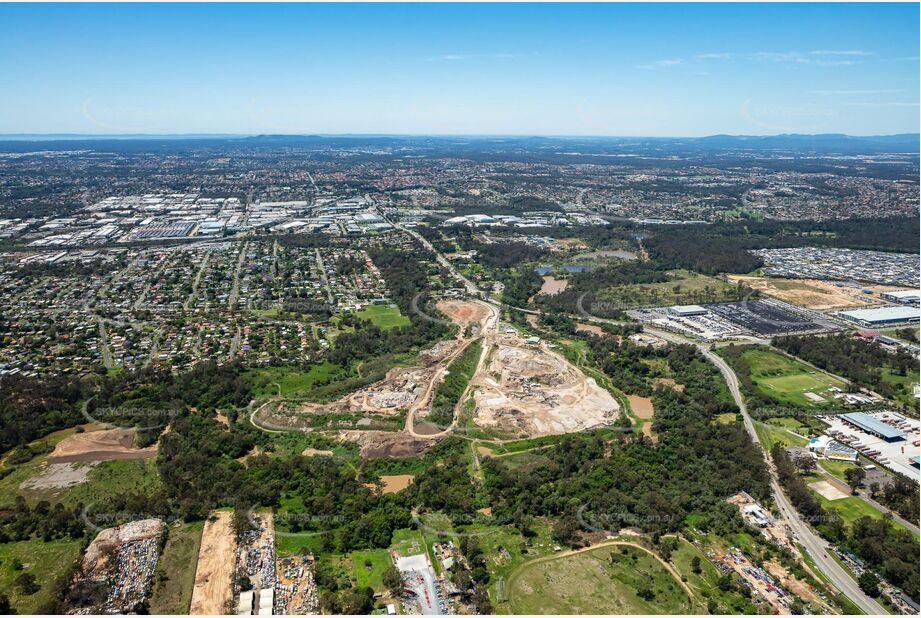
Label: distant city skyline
xmin=1 ymin=2 xmax=918 ymax=136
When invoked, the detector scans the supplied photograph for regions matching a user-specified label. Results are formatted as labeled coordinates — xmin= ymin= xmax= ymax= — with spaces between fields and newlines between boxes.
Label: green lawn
xmin=355 ymin=304 xmax=411 ymax=329
xmin=507 ymin=544 xmax=693 ymax=614
xmin=743 ymin=348 xmax=846 ymax=407
xmin=753 ymin=421 xmax=808 ymax=451
xmin=148 ymin=521 xmax=204 ymax=615
xmin=0 ymin=537 xmax=84 ymax=614
xmin=348 ymin=548 xmax=393 ymax=590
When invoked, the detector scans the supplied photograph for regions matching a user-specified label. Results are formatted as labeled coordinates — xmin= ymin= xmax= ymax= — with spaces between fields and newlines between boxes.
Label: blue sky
xmin=0 ymin=2 xmax=918 ymax=136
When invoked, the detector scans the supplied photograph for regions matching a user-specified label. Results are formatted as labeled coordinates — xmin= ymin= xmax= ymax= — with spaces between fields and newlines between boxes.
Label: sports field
xmin=507 ymin=543 xmax=693 ymax=614
xmin=743 ymin=348 xmax=846 ymax=407
xmin=356 ymin=304 xmax=410 ymax=329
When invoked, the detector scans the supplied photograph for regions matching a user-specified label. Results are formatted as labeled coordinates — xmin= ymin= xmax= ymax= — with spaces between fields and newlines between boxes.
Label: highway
xmin=387 ymin=216 xmax=886 ymax=614
xmin=643 ymin=326 xmax=887 ymax=615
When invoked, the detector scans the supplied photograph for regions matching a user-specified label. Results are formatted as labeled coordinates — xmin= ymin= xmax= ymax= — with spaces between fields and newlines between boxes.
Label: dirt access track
xmin=472 ymin=336 xmax=620 ymax=437
xmin=48 ymin=427 xmax=158 ymax=463
xmin=190 ymin=511 xmax=237 ymax=615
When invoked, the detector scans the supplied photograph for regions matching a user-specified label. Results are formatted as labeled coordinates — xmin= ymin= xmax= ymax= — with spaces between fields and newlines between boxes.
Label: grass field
xmin=507 ymin=544 xmax=693 ymax=614
xmin=742 ymin=348 xmax=846 ymax=407
xmin=753 ymin=421 xmax=808 ymax=451
xmin=0 ymin=537 xmax=83 ymax=614
xmin=355 ymin=304 xmax=410 ymax=329
xmin=148 ymin=521 xmax=204 ymax=615
xmin=348 ymin=548 xmax=393 ymax=590
xmin=248 ymin=362 xmax=346 ymax=398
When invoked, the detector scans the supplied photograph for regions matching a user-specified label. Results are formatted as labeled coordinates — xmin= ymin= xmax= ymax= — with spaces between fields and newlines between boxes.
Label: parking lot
xmin=395 ymin=553 xmax=446 ymax=615
xmin=628 ymin=298 xmax=834 ymax=341
xmin=819 ymin=412 xmax=921 ymax=483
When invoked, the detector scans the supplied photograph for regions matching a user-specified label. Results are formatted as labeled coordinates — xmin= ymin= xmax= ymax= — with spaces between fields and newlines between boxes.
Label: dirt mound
xmin=48 ymin=428 xmax=158 ymax=463
xmin=340 ymin=430 xmax=433 ymax=459
xmin=412 ymin=421 xmax=442 ymax=436
xmin=302 ymin=448 xmax=334 ymax=457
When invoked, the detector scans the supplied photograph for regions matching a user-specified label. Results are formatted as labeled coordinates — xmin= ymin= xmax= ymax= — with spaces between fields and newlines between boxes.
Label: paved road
xmin=383 ymin=216 xmax=884 ymax=613
xmin=643 ymin=326 xmax=887 ymax=615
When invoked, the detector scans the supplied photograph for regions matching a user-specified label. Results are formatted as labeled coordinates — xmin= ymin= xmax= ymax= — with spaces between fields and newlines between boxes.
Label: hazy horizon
xmin=1 ymin=3 xmax=918 ymax=136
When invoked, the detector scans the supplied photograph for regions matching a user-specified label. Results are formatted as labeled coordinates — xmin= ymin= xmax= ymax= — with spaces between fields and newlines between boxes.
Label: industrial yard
xmin=71 ymin=518 xmax=166 ymax=614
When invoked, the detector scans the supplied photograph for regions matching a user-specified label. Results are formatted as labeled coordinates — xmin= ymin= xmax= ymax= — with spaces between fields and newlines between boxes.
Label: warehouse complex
xmin=837 ymin=305 xmax=920 ymax=327
xmin=840 ymin=412 xmax=906 ymax=442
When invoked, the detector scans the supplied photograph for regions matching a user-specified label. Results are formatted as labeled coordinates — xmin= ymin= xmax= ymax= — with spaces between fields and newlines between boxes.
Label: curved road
xmin=643 ymin=326 xmax=886 ymax=615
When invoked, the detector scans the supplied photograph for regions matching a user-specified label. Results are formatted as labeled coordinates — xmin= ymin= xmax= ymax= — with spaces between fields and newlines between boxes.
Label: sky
xmin=0 ymin=2 xmax=918 ymax=137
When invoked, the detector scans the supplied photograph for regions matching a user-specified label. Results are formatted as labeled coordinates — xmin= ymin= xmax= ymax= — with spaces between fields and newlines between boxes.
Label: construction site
xmin=190 ymin=512 xmax=237 ymax=615
xmin=471 ymin=334 xmax=621 ymax=437
xmin=71 ymin=518 xmax=166 ymax=614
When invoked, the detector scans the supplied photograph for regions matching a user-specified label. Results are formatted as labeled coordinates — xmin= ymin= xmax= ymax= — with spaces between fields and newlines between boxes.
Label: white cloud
xmin=637 ymin=58 xmax=683 ymax=69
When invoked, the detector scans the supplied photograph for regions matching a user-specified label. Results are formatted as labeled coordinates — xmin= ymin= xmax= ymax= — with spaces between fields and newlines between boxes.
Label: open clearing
xmin=0 ymin=538 xmax=83 ymax=614
xmin=627 ymin=395 xmax=654 ymax=420
xmin=437 ymin=299 xmax=491 ymax=326
xmin=809 ymin=480 xmax=848 ymax=501
xmin=507 ymin=543 xmax=693 ymax=614
xmin=20 ymin=461 xmax=97 ymax=491
xmin=472 ymin=337 xmax=620 ymax=437
xmin=538 ymin=276 xmax=569 ymax=296
xmin=575 ymin=322 xmax=605 ymax=336
xmin=377 ymin=474 xmax=415 ymax=493
xmin=728 ymin=276 xmax=907 ymax=309
xmin=189 ymin=511 xmax=237 ymax=615
xmin=356 ymin=303 xmax=411 ymax=329
xmin=48 ymin=427 xmax=158 ymax=463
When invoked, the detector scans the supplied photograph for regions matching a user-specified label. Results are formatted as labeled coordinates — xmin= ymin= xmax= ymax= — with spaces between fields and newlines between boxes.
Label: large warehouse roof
xmin=841 ymin=412 xmax=906 ymax=441
xmin=838 ymin=305 xmax=920 ymax=324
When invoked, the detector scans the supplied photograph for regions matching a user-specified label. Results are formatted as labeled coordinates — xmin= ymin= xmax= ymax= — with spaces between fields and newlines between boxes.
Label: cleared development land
xmin=48 ymin=427 xmax=158 ymax=463
xmin=189 ymin=511 xmax=237 ymax=615
xmin=729 ymin=275 xmax=909 ymax=309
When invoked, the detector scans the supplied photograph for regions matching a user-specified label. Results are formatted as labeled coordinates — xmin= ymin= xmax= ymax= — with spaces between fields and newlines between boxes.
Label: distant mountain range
xmin=0 ymin=132 xmax=917 ymax=155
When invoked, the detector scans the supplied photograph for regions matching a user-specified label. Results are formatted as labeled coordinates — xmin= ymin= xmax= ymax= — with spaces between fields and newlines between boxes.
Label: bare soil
xmin=20 ymin=461 xmax=97 ymax=491
xmin=627 ymin=395 xmax=654 ymax=420
xmin=48 ymin=428 xmax=158 ymax=463
xmin=472 ymin=337 xmax=620 ymax=437
xmin=339 ymin=430 xmax=433 ymax=459
xmin=377 ymin=474 xmax=415 ymax=494
xmin=538 ymin=276 xmax=569 ymax=296
xmin=575 ymin=323 xmax=605 ymax=336
xmin=729 ymin=276 xmax=907 ymax=310
xmin=189 ymin=511 xmax=237 ymax=615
